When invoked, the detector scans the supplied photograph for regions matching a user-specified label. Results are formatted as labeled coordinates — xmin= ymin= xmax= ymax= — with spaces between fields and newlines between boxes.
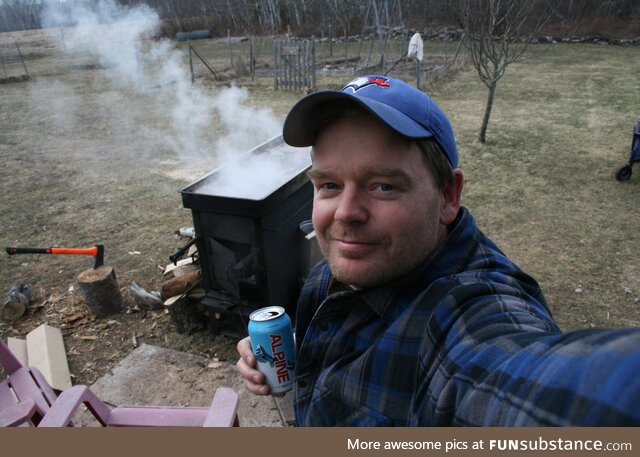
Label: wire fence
xmin=0 ymin=41 xmax=29 ymax=81
xmin=0 ymin=27 xmax=468 ymax=90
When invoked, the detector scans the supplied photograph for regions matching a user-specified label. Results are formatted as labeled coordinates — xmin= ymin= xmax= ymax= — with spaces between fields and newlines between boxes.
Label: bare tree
xmin=453 ymin=0 xmax=549 ymax=143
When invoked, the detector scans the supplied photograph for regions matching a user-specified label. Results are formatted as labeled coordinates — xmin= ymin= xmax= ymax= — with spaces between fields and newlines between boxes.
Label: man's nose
xmin=334 ymin=187 xmax=368 ymax=224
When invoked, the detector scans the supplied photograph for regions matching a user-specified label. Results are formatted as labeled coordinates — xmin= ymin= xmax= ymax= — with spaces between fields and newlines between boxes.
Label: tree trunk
xmin=479 ymin=81 xmax=497 ymax=143
xmin=77 ymin=266 xmax=123 ymax=318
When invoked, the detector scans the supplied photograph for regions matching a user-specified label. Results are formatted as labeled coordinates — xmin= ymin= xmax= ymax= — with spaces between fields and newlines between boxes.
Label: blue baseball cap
xmin=282 ymin=75 xmax=458 ymax=168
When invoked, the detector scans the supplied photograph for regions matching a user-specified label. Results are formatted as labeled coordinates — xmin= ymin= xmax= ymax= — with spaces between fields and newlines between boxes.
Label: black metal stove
xmin=181 ymin=135 xmax=313 ymax=319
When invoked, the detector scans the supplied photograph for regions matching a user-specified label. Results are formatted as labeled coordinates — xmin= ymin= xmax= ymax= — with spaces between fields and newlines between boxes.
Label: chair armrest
xmin=30 ymin=367 xmax=61 ymax=405
xmin=107 ymin=405 xmax=210 ymax=427
xmin=203 ymin=387 xmax=239 ymax=427
xmin=0 ymin=398 xmax=37 ymax=427
xmin=38 ymin=385 xmax=111 ymax=427
xmin=0 ymin=339 xmax=24 ymax=375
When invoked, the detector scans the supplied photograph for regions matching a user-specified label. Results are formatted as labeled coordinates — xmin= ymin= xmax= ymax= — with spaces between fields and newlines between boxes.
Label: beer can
xmin=248 ymin=306 xmax=296 ymax=394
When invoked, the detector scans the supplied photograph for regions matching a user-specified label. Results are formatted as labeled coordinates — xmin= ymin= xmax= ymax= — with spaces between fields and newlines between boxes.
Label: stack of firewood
xmin=159 ymin=234 xmax=208 ymax=334
xmin=129 ymin=235 xmax=201 ymax=309
xmin=161 ymin=253 xmax=202 ymax=306
xmin=128 ymin=231 xmax=208 ymax=333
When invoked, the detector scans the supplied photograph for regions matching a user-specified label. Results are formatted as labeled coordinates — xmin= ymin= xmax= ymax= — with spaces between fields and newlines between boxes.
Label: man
xmin=236 ymin=75 xmax=640 ymax=426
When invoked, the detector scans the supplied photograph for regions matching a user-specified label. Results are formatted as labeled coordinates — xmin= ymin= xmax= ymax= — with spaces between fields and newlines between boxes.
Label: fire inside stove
xmin=181 ymin=135 xmax=314 ymax=318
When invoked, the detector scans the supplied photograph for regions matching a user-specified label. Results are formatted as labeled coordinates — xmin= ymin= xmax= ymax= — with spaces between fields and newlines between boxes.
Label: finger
xmin=235 ymin=356 xmax=265 ymax=384
xmin=237 ymin=337 xmax=255 ymax=364
xmin=236 ymin=357 xmax=288 ymax=397
xmin=243 ymin=378 xmax=271 ymax=396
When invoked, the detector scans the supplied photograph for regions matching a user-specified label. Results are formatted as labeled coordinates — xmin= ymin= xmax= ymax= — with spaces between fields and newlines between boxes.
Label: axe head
xmin=94 ymin=244 xmax=104 ymax=269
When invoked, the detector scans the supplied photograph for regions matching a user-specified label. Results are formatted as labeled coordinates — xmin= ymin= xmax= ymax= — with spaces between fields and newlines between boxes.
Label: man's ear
xmin=440 ymin=169 xmax=464 ymax=225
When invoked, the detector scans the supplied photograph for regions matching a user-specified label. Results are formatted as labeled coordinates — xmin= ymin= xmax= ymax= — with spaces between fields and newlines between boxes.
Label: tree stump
xmin=166 ymin=296 xmax=208 ymax=335
xmin=77 ymin=266 xmax=123 ymax=317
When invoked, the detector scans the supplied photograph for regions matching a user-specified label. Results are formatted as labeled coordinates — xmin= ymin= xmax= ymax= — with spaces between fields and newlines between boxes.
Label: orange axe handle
xmin=50 ymin=247 xmax=98 ymax=256
xmin=6 ymin=244 xmax=104 ymax=268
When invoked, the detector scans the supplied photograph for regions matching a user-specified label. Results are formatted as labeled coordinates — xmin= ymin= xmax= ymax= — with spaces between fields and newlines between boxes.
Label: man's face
xmin=308 ymin=116 xmax=451 ymax=289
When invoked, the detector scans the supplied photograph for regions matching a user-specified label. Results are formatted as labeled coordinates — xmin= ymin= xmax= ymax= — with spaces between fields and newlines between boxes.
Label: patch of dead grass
xmin=1 ymin=33 xmax=639 ymax=385
xmin=441 ymin=43 xmax=640 ymax=330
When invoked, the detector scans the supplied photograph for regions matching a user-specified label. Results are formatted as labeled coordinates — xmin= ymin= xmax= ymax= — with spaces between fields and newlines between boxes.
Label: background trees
xmin=453 ymin=0 xmax=549 ymax=143
xmin=0 ymin=0 xmax=42 ymax=31
xmin=1 ymin=0 xmax=639 ymax=36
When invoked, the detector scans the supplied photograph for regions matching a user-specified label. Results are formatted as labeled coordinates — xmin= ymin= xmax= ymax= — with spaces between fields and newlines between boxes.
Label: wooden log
xmin=172 ymin=264 xmax=200 ymax=279
xmin=1 ymin=281 xmax=31 ymax=320
xmin=130 ymin=281 xmax=163 ymax=310
xmin=76 ymin=266 xmax=123 ymax=318
xmin=163 ymin=257 xmax=195 ymax=278
xmin=161 ymin=269 xmax=201 ymax=299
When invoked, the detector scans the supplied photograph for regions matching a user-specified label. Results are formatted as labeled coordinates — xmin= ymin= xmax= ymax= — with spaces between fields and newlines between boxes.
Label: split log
xmin=130 ymin=281 xmax=163 ymax=310
xmin=161 ymin=269 xmax=201 ymax=299
xmin=172 ymin=264 xmax=200 ymax=279
xmin=76 ymin=266 xmax=123 ymax=318
xmin=163 ymin=257 xmax=195 ymax=278
xmin=1 ymin=281 xmax=32 ymax=320
xmin=162 ymin=268 xmax=205 ymax=334
xmin=163 ymin=295 xmax=183 ymax=306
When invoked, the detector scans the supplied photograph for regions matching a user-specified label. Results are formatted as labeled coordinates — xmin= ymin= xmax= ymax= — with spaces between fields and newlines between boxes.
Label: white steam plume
xmin=39 ymin=0 xmax=282 ymax=182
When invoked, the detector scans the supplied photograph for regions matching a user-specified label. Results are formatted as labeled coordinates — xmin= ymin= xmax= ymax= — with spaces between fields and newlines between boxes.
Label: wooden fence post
xmin=273 ymin=39 xmax=279 ymax=90
xmin=329 ymin=24 xmax=333 ymax=57
xmin=344 ymin=28 xmax=348 ymax=63
xmin=188 ymin=41 xmax=194 ymax=83
xmin=250 ymin=36 xmax=255 ymax=81
xmin=311 ymin=36 xmax=316 ymax=90
xmin=15 ymin=42 xmax=29 ymax=78
xmin=227 ymin=29 xmax=233 ymax=68
xmin=190 ymin=44 xmax=217 ymax=80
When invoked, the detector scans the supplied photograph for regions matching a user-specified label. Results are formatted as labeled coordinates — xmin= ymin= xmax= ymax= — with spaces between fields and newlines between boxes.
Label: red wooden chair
xmin=1 ymin=337 xmax=239 ymax=427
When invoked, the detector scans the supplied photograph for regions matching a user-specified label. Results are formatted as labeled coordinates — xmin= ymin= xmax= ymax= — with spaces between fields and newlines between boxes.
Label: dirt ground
xmin=0 ymin=27 xmax=303 ymax=385
xmin=2 ymin=25 xmax=639 ymax=390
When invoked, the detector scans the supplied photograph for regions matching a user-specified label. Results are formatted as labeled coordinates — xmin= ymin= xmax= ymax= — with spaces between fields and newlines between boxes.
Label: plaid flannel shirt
xmin=293 ymin=208 xmax=640 ymax=426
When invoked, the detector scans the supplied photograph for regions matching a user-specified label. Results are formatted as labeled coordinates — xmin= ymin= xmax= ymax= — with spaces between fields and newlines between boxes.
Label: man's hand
xmin=235 ymin=336 xmax=273 ymax=396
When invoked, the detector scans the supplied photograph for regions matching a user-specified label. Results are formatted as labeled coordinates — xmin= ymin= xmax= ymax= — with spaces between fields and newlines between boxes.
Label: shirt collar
xmin=327 ymin=278 xmax=354 ymax=294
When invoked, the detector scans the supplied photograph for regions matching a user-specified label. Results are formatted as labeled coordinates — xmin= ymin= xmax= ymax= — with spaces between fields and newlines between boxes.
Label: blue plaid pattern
xmin=293 ymin=208 xmax=640 ymax=426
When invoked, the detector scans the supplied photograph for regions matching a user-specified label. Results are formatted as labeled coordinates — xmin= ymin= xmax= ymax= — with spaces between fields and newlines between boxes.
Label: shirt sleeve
xmin=419 ymin=286 xmax=640 ymax=426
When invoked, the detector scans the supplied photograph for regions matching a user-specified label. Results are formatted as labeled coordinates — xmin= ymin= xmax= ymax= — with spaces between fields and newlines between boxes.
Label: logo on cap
xmin=343 ymin=76 xmax=391 ymax=93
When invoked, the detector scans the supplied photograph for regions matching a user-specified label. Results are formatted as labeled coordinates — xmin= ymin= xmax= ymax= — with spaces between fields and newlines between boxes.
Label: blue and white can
xmin=248 ymin=306 xmax=296 ymax=394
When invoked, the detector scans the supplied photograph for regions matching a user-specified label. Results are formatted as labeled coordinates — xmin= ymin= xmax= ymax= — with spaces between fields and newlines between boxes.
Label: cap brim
xmin=282 ymin=90 xmax=435 ymax=147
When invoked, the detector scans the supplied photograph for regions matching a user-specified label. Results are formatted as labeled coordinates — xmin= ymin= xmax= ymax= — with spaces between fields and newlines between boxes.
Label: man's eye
xmin=321 ymin=182 xmax=339 ymax=190
xmin=377 ymin=183 xmax=394 ymax=192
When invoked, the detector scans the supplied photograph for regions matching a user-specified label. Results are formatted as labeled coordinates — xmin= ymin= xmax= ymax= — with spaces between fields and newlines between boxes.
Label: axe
xmin=6 ymin=244 xmax=104 ymax=269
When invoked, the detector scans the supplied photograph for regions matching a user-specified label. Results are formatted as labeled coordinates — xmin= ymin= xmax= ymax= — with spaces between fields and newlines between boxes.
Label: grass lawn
xmin=1 ymin=32 xmax=638 ymax=374
xmin=433 ymin=43 xmax=640 ymax=330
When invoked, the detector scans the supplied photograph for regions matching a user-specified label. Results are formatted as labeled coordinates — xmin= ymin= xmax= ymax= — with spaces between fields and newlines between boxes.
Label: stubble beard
xmin=318 ymin=222 xmax=443 ymax=290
